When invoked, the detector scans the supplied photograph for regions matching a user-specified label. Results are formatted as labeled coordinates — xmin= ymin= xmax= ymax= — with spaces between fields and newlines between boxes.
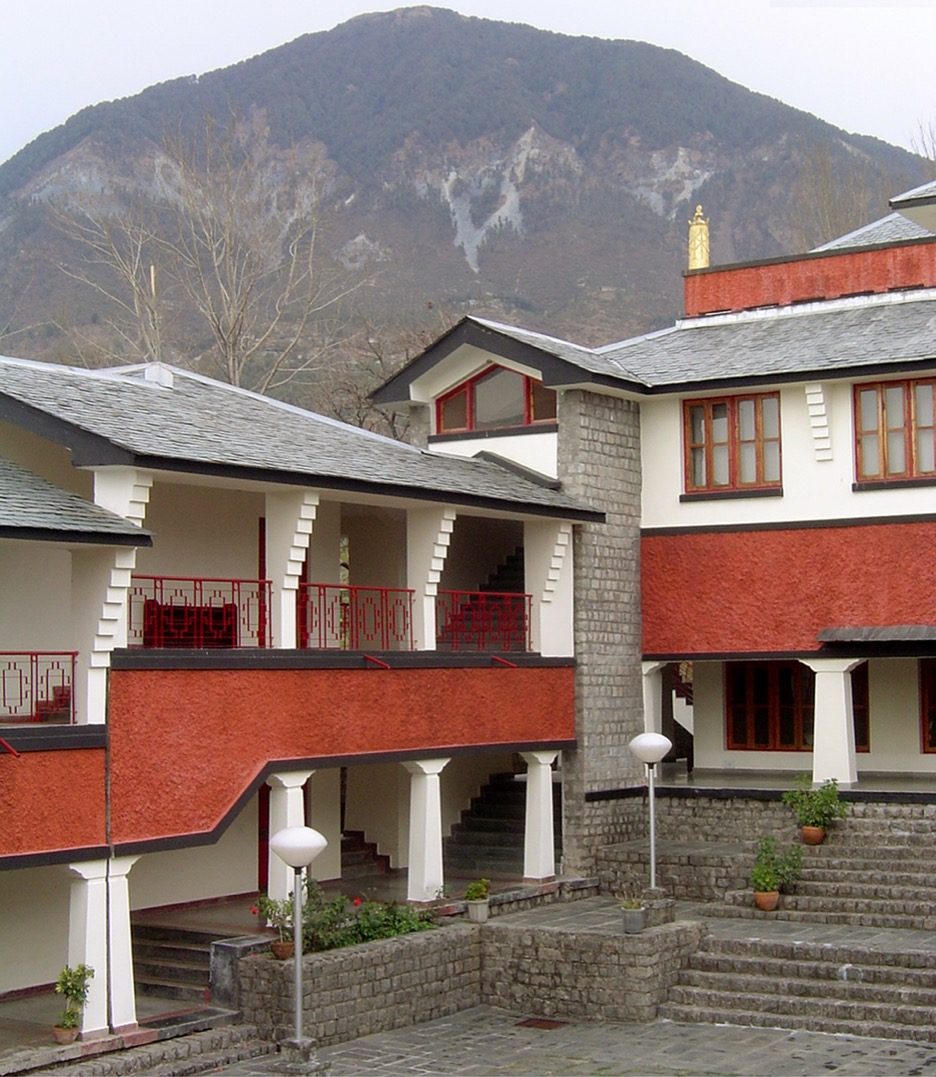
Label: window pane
xmin=711 ymin=403 xmax=728 ymax=444
xmin=915 ymin=383 xmax=934 ymax=424
xmin=738 ymin=399 xmax=755 ymax=441
xmin=859 ymin=434 xmax=880 ymax=477
xmin=886 ymin=430 xmax=906 ymax=474
xmin=739 ymin=442 xmax=756 ymax=484
xmin=884 ymin=384 xmax=905 ymax=422
xmin=712 ymin=444 xmax=729 ymax=486
xmin=439 ymin=390 xmax=468 ymax=431
xmin=762 ymin=396 xmax=780 ymax=439
xmin=530 ymin=381 xmax=557 ymax=422
xmin=474 ymin=369 xmax=525 ymax=430
xmin=690 ymin=447 xmax=706 ymax=487
xmin=689 ymin=406 xmax=705 ymax=443
xmin=859 ymin=389 xmax=879 ymax=433
xmin=763 ymin=442 xmax=780 ymax=483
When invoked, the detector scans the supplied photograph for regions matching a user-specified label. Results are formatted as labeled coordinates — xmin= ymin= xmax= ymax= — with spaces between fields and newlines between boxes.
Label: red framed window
xmin=855 ymin=379 xmax=936 ymax=481
xmin=683 ymin=393 xmax=781 ymax=493
xmin=436 ymin=366 xmax=557 ymax=435
xmin=921 ymin=660 xmax=936 ymax=752
xmin=726 ymin=661 xmax=869 ymax=752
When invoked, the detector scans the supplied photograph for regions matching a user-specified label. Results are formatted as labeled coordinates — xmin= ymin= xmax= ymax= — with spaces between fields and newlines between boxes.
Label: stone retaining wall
xmin=482 ymin=920 xmax=705 ymax=1023
xmin=236 ymin=915 xmax=705 ymax=1046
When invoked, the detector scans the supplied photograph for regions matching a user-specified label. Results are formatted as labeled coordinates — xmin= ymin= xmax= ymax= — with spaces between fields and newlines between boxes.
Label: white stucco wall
xmin=344 ymin=508 xmax=407 ymax=589
xmin=0 ymin=865 xmax=70 ymax=993
xmin=130 ymin=795 xmax=259 ymax=909
xmin=1 ymin=544 xmax=73 ymax=651
xmin=641 ymin=379 xmax=936 ymax=530
xmin=134 ymin=482 xmax=262 ymax=580
xmin=0 ymin=423 xmax=92 ymax=499
xmin=431 ymin=431 xmax=558 ymax=479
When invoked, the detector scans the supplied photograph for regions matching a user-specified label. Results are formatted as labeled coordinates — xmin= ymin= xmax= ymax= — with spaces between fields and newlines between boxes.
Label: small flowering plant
xmin=254 ymin=893 xmax=294 ymax=942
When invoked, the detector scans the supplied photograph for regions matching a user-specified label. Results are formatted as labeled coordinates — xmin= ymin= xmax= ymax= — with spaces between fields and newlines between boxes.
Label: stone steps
xmin=131 ymin=925 xmax=216 ymax=1005
xmin=716 ymin=894 xmax=932 ymax=929
xmin=663 ymin=935 xmax=936 ymax=1043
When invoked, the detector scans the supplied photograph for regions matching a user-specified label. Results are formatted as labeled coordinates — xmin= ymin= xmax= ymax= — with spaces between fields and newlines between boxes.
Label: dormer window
xmin=436 ymin=366 xmax=557 ymax=435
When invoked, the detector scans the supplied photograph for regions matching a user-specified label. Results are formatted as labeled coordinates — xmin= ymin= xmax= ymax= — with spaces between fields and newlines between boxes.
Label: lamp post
xmin=270 ymin=825 xmax=327 ymax=1059
xmin=628 ymin=732 xmax=672 ymax=890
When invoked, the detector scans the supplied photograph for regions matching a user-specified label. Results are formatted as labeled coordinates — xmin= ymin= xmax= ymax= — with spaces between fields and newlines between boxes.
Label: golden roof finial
xmin=688 ymin=204 xmax=710 ymax=271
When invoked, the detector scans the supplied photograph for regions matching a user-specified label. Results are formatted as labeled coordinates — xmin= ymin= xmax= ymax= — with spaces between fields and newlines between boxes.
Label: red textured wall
xmin=108 ymin=665 xmax=574 ymax=845
xmin=685 ymin=242 xmax=936 ymax=316
xmin=0 ymin=750 xmax=105 ymax=857
xmin=642 ymin=521 xmax=936 ymax=655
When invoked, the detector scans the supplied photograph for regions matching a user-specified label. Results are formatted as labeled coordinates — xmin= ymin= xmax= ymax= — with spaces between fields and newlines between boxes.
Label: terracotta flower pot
xmin=52 ymin=1025 xmax=79 ymax=1045
xmin=753 ymin=890 xmax=780 ymax=912
xmin=801 ymin=825 xmax=826 ymax=845
xmin=270 ymin=939 xmax=294 ymax=960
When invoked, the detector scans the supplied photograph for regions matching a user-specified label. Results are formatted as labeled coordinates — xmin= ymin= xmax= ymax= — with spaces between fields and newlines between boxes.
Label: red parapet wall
xmin=642 ymin=520 xmax=936 ymax=656
xmin=107 ymin=665 xmax=574 ymax=845
xmin=685 ymin=241 xmax=936 ymax=316
xmin=0 ymin=749 xmax=105 ymax=858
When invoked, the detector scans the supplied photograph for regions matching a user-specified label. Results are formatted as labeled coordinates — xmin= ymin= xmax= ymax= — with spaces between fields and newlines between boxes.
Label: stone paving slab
xmin=208 ymin=1005 xmax=936 ymax=1076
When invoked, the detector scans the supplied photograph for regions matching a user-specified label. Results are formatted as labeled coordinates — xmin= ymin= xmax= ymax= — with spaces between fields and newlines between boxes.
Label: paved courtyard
xmin=211 ymin=1006 xmax=936 ymax=1077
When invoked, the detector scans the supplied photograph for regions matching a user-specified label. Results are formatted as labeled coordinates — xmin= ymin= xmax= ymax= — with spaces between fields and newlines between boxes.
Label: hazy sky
xmin=2 ymin=0 xmax=934 ymax=166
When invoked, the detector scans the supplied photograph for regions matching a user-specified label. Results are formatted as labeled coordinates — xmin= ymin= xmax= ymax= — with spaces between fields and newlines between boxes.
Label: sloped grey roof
xmin=0 ymin=357 xmax=597 ymax=520
xmin=0 ymin=455 xmax=151 ymax=543
xmin=891 ymin=179 xmax=936 ymax=207
xmin=601 ymin=291 xmax=936 ymax=387
xmin=812 ymin=212 xmax=933 ymax=252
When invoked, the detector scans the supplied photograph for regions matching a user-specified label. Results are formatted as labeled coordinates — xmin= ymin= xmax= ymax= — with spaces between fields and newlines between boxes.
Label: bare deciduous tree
xmin=55 ymin=114 xmax=362 ymax=395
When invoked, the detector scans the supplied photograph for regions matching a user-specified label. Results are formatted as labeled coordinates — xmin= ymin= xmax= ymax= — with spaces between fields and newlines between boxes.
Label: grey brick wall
xmin=558 ymin=389 xmax=644 ymax=872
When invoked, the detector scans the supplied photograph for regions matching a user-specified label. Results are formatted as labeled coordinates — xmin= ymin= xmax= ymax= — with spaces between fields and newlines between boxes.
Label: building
xmin=378 ymin=179 xmax=936 ymax=794
xmin=0 ymin=358 xmax=599 ymax=1036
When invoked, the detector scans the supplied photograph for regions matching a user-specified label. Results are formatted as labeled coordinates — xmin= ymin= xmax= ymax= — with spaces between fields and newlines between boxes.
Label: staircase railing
xmin=0 ymin=651 xmax=76 ymax=724
xmin=435 ymin=590 xmax=531 ymax=652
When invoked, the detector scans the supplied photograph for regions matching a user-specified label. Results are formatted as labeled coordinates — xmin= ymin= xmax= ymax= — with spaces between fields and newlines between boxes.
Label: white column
xmin=524 ymin=521 xmax=574 ymax=656
xmin=267 ymin=770 xmax=314 ymax=900
xmin=520 ymin=750 xmax=559 ymax=880
xmin=403 ymin=758 xmax=450 ymax=901
xmin=66 ymin=860 xmax=109 ymax=1039
xmin=406 ymin=508 xmax=455 ymax=650
xmin=802 ymin=658 xmax=863 ymax=786
xmin=106 ymin=856 xmax=139 ymax=1033
xmin=264 ymin=491 xmax=319 ymax=648
xmin=642 ymin=661 xmax=667 ymax=734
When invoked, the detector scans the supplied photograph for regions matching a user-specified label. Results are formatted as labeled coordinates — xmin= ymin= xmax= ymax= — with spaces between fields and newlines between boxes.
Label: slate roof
xmin=0 ymin=356 xmax=598 ymax=520
xmin=891 ymin=179 xmax=936 ymax=207
xmin=598 ymin=290 xmax=936 ymax=388
xmin=0 ymin=455 xmax=151 ymax=544
xmin=812 ymin=212 xmax=934 ymax=252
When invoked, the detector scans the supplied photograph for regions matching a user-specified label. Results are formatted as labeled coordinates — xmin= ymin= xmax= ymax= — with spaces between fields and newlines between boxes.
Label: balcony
xmin=436 ymin=590 xmax=531 ymax=652
xmin=0 ymin=652 xmax=76 ymax=725
xmin=128 ymin=576 xmax=272 ymax=648
xmin=298 ymin=583 xmax=414 ymax=651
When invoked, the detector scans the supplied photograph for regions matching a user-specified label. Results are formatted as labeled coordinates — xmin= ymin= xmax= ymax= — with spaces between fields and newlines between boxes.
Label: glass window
xmin=855 ymin=379 xmax=936 ymax=481
xmin=684 ymin=393 xmax=782 ymax=494
xmin=474 ymin=368 xmax=525 ymax=430
xmin=436 ymin=366 xmax=557 ymax=435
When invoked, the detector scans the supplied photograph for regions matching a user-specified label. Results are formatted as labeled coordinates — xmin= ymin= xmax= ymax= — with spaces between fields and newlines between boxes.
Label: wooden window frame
xmin=854 ymin=378 xmax=936 ymax=482
xmin=683 ymin=392 xmax=781 ymax=494
xmin=435 ymin=366 xmax=557 ymax=435
xmin=725 ymin=661 xmax=869 ymax=753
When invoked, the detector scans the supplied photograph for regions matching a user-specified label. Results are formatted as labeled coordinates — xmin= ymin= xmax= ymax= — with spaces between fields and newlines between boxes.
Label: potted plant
xmin=256 ymin=893 xmax=294 ymax=959
xmin=53 ymin=963 xmax=93 ymax=1044
xmin=782 ymin=775 xmax=848 ymax=844
xmin=750 ymin=836 xmax=802 ymax=911
xmin=618 ymin=895 xmax=646 ymax=934
xmin=464 ymin=878 xmax=491 ymax=924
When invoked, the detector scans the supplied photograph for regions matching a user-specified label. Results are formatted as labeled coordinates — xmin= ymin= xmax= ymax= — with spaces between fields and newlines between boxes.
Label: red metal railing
xmin=298 ymin=583 xmax=414 ymax=651
xmin=0 ymin=652 xmax=76 ymax=724
xmin=435 ymin=590 xmax=532 ymax=652
xmin=128 ymin=576 xmax=271 ymax=648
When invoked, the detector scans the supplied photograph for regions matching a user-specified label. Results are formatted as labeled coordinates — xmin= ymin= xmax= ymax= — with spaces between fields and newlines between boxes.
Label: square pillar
xmin=66 ymin=861 xmax=109 ymax=1039
xmin=267 ymin=770 xmax=314 ymax=900
xmin=802 ymin=658 xmax=862 ymax=786
xmin=520 ymin=750 xmax=559 ymax=880
xmin=106 ymin=856 xmax=139 ymax=1033
xmin=524 ymin=521 xmax=574 ymax=656
xmin=641 ymin=661 xmax=667 ymax=734
xmin=406 ymin=508 xmax=455 ymax=650
xmin=402 ymin=758 xmax=450 ymax=901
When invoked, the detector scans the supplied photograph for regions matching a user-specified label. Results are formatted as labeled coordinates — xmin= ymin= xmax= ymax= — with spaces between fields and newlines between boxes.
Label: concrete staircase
xmin=662 ymin=933 xmax=936 ymax=1043
xmin=341 ymin=830 xmax=391 ymax=879
xmin=662 ymin=817 xmax=936 ymax=1041
xmin=131 ymin=924 xmax=215 ymax=1004
xmin=444 ymin=771 xmax=561 ymax=879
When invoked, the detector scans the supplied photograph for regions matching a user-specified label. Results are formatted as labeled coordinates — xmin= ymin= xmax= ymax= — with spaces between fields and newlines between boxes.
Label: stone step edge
xmin=678 ymin=968 xmax=936 ymax=1005
xmin=689 ymin=951 xmax=936 ymax=985
xmin=667 ymin=985 xmax=936 ymax=1024
xmin=659 ymin=1004 xmax=936 ymax=1044
xmin=0 ymin=1011 xmax=246 ymax=1077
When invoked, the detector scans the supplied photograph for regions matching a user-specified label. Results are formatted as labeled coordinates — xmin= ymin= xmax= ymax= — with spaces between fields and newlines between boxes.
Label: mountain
xmin=0 ymin=6 xmax=927 ymax=390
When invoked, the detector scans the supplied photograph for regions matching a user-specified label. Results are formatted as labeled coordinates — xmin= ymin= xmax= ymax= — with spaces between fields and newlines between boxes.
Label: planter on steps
xmin=753 ymin=890 xmax=780 ymax=911
xmin=801 ymin=825 xmax=826 ymax=845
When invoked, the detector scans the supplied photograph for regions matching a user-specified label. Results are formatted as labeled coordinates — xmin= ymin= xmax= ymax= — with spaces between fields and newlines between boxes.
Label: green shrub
xmin=782 ymin=775 xmax=848 ymax=828
xmin=300 ymin=878 xmax=436 ymax=953
xmin=750 ymin=836 xmax=802 ymax=893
